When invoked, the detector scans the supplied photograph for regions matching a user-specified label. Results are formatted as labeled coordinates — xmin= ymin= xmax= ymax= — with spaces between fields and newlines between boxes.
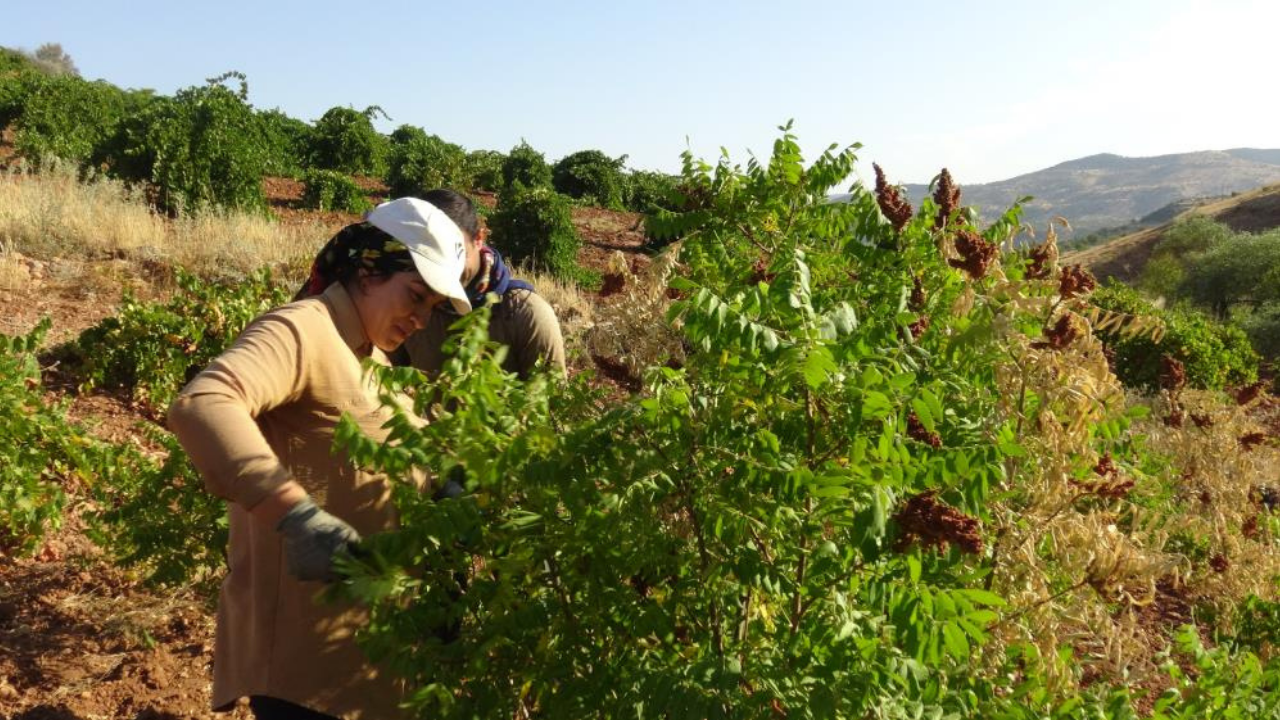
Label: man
xmin=398 ymin=189 xmax=566 ymax=379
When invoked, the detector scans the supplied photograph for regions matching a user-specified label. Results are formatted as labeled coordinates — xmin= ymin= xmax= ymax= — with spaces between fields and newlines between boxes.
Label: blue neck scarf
xmin=466 ymin=247 xmax=534 ymax=309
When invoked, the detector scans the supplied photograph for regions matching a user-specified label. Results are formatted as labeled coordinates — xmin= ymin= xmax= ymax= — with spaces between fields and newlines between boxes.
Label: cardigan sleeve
xmin=168 ymin=312 xmax=308 ymax=509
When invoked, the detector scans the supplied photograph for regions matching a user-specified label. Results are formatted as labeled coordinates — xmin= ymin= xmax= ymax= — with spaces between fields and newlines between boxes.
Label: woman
xmin=168 ymin=197 xmax=471 ymax=720
xmin=398 ymin=188 xmax=566 ymax=379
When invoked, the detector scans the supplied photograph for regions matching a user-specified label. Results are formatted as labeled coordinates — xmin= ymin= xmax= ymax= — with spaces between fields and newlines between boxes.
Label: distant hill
xmin=899 ymin=149 xmax=1280 ymax=236
xmin=1061 ymin=182 xmax=1280 ymax=282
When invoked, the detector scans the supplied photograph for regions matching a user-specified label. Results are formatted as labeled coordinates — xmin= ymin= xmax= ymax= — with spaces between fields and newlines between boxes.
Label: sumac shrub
xmin=623 ymin=169 xmax=681 ymax=213
xmin=488 ymin=185 xmax=581 ymax=281
xmin=67 ymin=268 xmax=290 ymax=411
xmin=302 ymin=168 xmax=372 ymax=214
xmin=1090 ymin=282 xmax=1258 ymax=390
xmin=0 ymin=319 xmax=69 ymax=554
xmin=97 ymin=72 xmax=269 ymax=214
xmin=84 ymin=428 xmax=228 ymax=594
xmin=500 ymin=140 xmax=552 ymax=191
xmin=309 ymin=105 xmax=390 ymax=176
xmin=385 ymin=129 xmax=467 ymax=198
xmin=259 ymin=108 xmax=313 ymax=177
xmin=551 ymin=149 xmax=627 ymax=209
xmin=462 ymin=149 xmax=505 ymax=192
xmin=7 ymin=74 xmax=131 ymax=167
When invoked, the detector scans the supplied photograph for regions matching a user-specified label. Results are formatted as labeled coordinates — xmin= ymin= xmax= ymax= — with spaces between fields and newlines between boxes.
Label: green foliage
xmin=258 ymin=108 xmax=313 ymax=177
xmin=385 ymin=128 xmax=467 ymax=198
xmin=309 ymin=105 xmax=390 ymax=176
xmin=67 ymin=268 xmax=290 ymax=411
xmin=0 ymin=319 xmax=69 ymax=554
xmin=1238 ymin=301 xmax=1280 ymax=362
xmin=335 ymin=126 xmax=1045 ymax=719
xmin=301 ymin=169 xmax=373 ymax=214
xmin=84 ymin=428 xmax=227 ymax=593
xmin=1158 ymin=216 xmax=1233 ymax=258
xmin=96 ymin=72 xmax=270 ymax=214
xmin=4 ymin=73 xmax=130 ymax=167
xmin=624 ymin=169 xmax=681 ymax=213
xmin=0 ymin=46 xmax=37 ymax=75
xmin=462 ymin=149 xmax=505 ymax=192
xmin=1148 ymin=625 xmax=1280 ymax=719
xmin=551 ymin=149 xmax=628 ymax=209
xmin=0 ymin=317 xmax=225 ymax=587
xmin=489 ymin=185 xmax=582 ymax=282
xmin=1179 ymin=228 xmax=1280 ymax=317
xmin=500 ymin=140 xmax=552 ymax=191
xmin=1090 ymin=283 xmax=1258 ymax=390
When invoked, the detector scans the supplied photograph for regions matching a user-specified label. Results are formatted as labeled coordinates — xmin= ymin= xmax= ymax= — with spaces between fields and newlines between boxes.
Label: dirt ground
xmin=0 ymin=174 xmax=651 ymax=719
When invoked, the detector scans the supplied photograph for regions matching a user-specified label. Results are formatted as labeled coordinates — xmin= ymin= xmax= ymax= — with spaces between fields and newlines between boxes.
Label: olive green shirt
xmin=402 ymin=287 xmax=566 ymax=379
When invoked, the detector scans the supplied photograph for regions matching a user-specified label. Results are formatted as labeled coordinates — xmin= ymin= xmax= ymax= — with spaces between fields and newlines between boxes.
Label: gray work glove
xmin=276 ymin=497 xmax=361 ymax=583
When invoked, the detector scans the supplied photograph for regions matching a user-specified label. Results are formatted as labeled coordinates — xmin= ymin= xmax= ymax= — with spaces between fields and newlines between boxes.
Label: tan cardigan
xmin=168 ymin=283 xmax=416 ymax=719
xmin=402 ymin=287 xmax=565 ymax=379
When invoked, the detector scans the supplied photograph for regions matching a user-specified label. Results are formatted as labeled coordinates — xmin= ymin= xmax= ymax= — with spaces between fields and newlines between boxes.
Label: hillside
xmin=1062 ymin=181 xmax=1280 ymax=281
xmin=902 ymin=148 xmax=1280 ymax=236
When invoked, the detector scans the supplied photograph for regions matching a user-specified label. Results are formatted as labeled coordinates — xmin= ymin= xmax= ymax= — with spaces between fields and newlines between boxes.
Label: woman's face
xmin=353 ymin=270 xmax=446 ymax=351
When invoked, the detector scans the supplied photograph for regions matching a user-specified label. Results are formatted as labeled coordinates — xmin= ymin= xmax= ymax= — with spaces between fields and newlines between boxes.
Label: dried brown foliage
xmin=1069 ymin=454 xmax=1135 ymax=500
xmin=1058 ymin=264 xmax=1097 ymax=299
xmin=908 ymin=315 xmax=931 ymax=340
xmin=1239 ymin=432 xmax=1268 ymax=451
xmin=1027 ymin=242 xmax=1056 ymax=280
xmin=893 ymin=491 xmax=982 ymax=555
xmin=1234 ymin=381 xmax=1267 ymax=406
xmin=599 ymin=272 xmax=626 ymax=298
xmin=873 ymin=163 xmax=914 ymax=233
xmin=906 ymin=411 xmax=942 ymax=448
xmin=750 ymin=256 xmax=777 ymax=285
xmin=910 ymin=275 xmax=927 ymax=311
xmin=586 ymin=248 xmax=686 ymax=386
xmin=1159 ymin=355 xmax=1186 ymax=394
xmin=948 ymin=230 xmax=998 ymax=280
xmin=933 ymin=169 xmax=960 ymax=229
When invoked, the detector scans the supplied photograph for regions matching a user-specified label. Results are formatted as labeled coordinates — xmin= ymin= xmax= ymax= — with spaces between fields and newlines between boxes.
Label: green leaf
xmin=942 ymin=622 xmax=970 ymax=658
xmin=956 ymin=589 xmax=1007 ymax=607
xmin=801 ymin=346 xmax=837 ymax=389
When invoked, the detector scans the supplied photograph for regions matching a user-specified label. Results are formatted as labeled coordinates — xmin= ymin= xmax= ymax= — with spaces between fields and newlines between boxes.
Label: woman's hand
xmin=274 ymin=497 xmax=362 ymax=583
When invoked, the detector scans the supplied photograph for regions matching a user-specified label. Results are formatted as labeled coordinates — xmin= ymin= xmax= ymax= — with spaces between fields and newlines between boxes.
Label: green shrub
xmin=463 ymin=149 xmax=505 ymax=192
xmin=385 ymin=129 xmax=467 ymax=198
xmin=1179 ymin=228 xmax=1280 ymax=317
xmin=84 ymin=428 xmax=228 ymax=594
xmin=5 ymin=74 xmax=130 ymax=167
xmin=96 ymin=73 xmax=269 ymax=214
xmin=552 ymin=149 xmax=628 ymax=209
xmin=1090 ymin=283 xmax=1259 ymax=390
xmin=259 ymin=108 xmax=312 ymax=177
xmin=500 ymin=140 xmax=552 ymax=191
xmin=1238 ymin=301 xmax=1280 ymax=367
xmin=0 ymin=67 xmax=40 ymax=129
xmin=489 ymin=185 xmax=581 ymax=281
xmin=623 ymin=169 xmax=681 ymax=213
xmin=0 ymin=319 xmax=69 ymax=554
xmin=67 ymin=268 xmax=291 ymax=411
xmin=302 ymin=168 xmax=372 ymax=214
xmin=309 ymin=105 xmax=390 ymax=176
xmin=0 ymin=46 xmax=36 ymax=75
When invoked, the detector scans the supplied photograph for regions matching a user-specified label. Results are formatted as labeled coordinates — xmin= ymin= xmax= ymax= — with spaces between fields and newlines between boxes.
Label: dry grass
xmin=516 ymin=265 xmax=596 ymax=346
xmin=0 ymin=246 xmax=30 ymax=291
xmin=0 ymin=161 xmax=328 ymax=286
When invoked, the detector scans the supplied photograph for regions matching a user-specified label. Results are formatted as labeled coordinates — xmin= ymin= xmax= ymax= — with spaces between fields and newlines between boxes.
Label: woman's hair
xmin=419 ymin=188 xmax=480 ymax=240
xmin=293 ymin=222 xmax=414 ymax=300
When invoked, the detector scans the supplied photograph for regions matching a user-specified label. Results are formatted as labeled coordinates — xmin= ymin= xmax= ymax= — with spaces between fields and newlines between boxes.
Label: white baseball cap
xmin=365 ymin=197 xmax=472 ymax=314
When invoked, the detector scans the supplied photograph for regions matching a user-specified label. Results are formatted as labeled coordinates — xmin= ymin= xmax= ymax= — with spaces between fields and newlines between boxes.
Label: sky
xmin=5 ymin=0 xmax=1278 ymax=185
